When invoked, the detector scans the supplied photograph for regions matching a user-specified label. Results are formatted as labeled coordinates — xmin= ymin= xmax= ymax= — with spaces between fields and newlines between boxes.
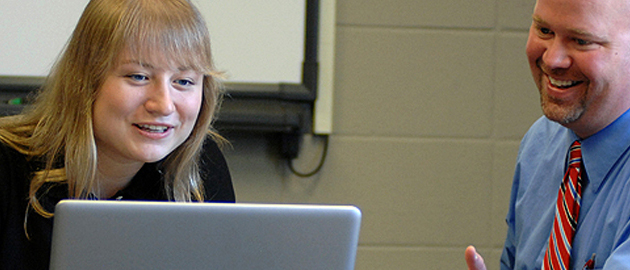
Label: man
xmin=467 ymin=0 xmax=630 ymax=269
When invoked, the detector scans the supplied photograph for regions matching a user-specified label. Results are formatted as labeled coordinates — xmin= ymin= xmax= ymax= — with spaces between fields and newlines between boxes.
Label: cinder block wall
xmin=223 ymin=1 xmax=541 ymax=269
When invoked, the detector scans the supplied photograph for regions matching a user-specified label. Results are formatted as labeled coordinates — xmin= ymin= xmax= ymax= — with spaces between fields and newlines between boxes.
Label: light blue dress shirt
xmin=501 ymin=109 xmax=630 ymax=270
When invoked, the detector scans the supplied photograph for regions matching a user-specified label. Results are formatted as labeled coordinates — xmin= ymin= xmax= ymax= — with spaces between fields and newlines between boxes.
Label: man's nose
xmin=542 ymin=39 xmax=572 ymax=70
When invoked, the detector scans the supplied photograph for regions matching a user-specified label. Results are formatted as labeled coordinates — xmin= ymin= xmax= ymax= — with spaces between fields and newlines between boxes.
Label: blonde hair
xmin=0 ymin=0 xmax=223 ymax=217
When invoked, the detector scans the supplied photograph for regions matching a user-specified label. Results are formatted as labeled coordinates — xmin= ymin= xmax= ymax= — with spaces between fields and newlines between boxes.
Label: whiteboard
xmin=0 ymin=0 xmax=305 ymax=84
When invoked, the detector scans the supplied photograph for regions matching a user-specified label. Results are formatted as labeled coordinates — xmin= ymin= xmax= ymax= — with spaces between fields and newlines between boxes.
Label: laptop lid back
xmin=49 ymin=200 xmax=361 ymax=270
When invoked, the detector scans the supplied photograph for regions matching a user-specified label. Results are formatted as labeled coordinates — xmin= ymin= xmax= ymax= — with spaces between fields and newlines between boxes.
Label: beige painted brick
xmin=498 ymin=0 xmax=536 ymax=30
xmin=355 ymin=246 xmax=467 ymax=270
xmin=334 ymin=28 xmax=494 ymax=138
xmin=337 ymin=0 xmax=495 ymax=29
xmin=494 ymin=33 xmax=542 ymax=139
xmin=283 ymin=137 xmax=495 ymax=246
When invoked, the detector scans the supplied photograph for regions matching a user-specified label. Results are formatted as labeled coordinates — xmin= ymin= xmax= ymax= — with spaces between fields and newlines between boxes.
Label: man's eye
xmin=575 ymin=38 xmax=592 ymax=46
xmin=539 ymin=27 xmax=551 ymax=35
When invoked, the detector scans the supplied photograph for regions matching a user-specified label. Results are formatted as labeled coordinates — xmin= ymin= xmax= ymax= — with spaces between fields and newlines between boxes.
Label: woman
xmin=0 ymin=0 xmax=235 ymax=269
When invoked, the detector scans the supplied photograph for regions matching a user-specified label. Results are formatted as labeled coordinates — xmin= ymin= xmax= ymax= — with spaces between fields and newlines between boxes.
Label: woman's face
xmin=92 ymin=51 xmax=203 ymax=166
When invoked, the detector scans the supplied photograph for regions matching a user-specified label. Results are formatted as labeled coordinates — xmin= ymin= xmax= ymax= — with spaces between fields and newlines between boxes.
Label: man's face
xmin=526 ymin=0 xmax=630 ymax=138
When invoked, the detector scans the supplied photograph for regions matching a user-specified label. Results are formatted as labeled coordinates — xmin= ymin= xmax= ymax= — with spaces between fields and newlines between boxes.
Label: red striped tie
xmin=542 ymin=141 xmax=583 ymax=270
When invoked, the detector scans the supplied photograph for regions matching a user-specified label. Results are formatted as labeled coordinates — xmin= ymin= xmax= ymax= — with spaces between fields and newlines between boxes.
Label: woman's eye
xmin=175 ymin=79 xmax=194 ymax=86
xmin=126 ymin=74 xmax=147 ymax=81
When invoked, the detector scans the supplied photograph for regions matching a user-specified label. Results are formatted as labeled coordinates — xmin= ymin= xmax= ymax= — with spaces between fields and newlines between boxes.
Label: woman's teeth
xmin=136 ymin=124 xmax=168 ymax=132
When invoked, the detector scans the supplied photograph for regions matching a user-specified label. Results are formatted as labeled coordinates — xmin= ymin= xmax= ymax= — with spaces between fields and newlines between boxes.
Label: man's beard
xmin=540 ymin=91 xmax=587 ymax=124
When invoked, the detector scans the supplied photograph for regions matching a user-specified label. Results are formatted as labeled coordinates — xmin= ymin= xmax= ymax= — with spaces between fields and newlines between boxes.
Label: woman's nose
xmin=144 ymin=81 xmax=175 ymax=116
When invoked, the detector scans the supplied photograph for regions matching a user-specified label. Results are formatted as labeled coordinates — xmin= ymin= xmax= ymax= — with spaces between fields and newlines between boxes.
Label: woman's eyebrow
xmin=120 ymin=60 xmax=155 ymax=69
xmin=119 ymin=59 xmax=201 ymax=73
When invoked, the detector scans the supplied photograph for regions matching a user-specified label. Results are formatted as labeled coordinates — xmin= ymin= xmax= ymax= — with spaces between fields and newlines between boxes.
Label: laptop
xmin=49 ymin=200 xmax=362 ymax=270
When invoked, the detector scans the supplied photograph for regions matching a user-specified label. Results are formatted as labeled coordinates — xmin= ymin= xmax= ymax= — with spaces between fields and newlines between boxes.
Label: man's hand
xmin=465 ymin=246 xmax=487 ymax=270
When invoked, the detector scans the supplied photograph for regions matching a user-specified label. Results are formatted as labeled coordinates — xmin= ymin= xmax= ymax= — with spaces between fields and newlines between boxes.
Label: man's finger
xmin=465 ymin=246 xmax=487 ymax=270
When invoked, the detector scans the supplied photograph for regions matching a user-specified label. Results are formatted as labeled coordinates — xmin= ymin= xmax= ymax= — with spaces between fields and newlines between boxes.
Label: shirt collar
xmin=581 ymin=108 xmax=630 ymax=192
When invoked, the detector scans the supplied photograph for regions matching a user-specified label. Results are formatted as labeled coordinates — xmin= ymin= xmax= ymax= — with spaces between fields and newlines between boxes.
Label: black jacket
xmin=0 ymin=139 xmax=235 ymax=270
